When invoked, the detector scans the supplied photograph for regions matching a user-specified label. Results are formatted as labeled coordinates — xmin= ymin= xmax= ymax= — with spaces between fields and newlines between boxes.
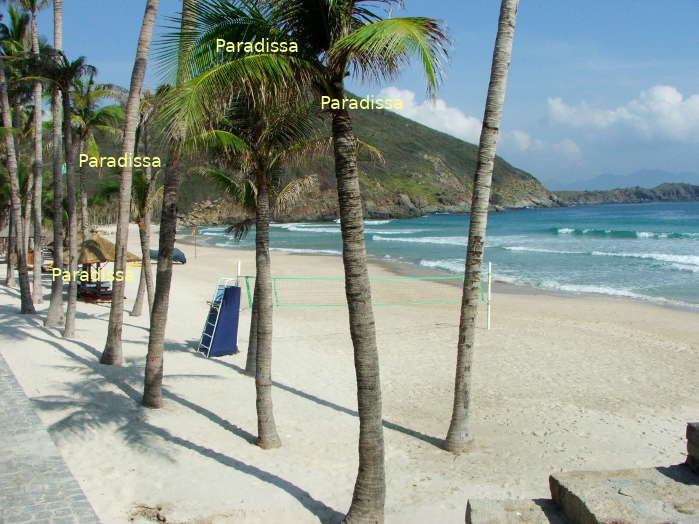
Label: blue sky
xmin=14 ymin=0 xmax=699 ymax=186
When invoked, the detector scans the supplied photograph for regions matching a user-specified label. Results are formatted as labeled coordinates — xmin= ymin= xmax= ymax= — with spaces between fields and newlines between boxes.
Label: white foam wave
xmin=557 ymin=228 xmax=575 ymax=234
xmin=365 ymin=219 xmax=393 ymax=225
xmin=271 ymin=223 xmax=340 ymax=233
xmin=372 ymin=235 xmax=467 ymax=246
xmin=670 ymin=263 xmax=699 ymax=273
xmin=269 ymin=247 xmax=341 ymax=255
xmin=419 ymin=259 xmax=465 ymax=274
xmin=503 ymin=246 xmax=585 ymax=255
xmin=591 ymin=251 xmax=699 ymax=267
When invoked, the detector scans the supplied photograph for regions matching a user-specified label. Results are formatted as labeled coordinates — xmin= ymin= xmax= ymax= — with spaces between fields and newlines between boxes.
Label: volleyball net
xmin=240 ymin=269 xmax=492 ymax=310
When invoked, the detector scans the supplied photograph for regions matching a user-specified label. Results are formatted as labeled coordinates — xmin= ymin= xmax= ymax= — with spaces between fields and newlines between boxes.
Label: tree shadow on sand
xmin=170 ymin=339 xmax=445 ymax=448
xmin=2 ymin=325 xmax=343 ymax=523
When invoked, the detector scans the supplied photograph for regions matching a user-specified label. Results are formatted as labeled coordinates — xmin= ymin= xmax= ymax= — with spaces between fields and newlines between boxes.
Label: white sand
xmin=1 ymin=224 xmax=698 ymax=523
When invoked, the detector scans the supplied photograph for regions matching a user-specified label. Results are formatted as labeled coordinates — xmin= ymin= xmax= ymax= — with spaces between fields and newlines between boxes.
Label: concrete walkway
xmin=0 ymin=352 xmax=100 ymax=524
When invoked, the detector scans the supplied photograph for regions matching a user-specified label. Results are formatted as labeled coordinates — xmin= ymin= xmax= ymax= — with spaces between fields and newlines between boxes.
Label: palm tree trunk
xmin=5 ymin=212 xmax=15 ymax=287
xmin=78 ymin=136 xmax=89 ymax=240
xmin=245 ymin=282 xmax=259 ymax=375
xmin=444 ymin=0 xmax=520 ymax=454
xmin=143 ymin=153 xmax=180 ymax=408
xmin=31 ymin=8 xmax=44 ymax=304
xmin=101 ymin=0 xmax=160 ymax=366
xmin=131 ymin=255 xmax=147 ymax=317
xmin=45 ymin=0 xmax=64 ymax=328
xmin=17 ymin=99 xmax=33 ymax=258
xmin=131 ymin=214 xmax=154 ymax=316
xmin=63 ymin=91 xmax=78 ymax=338
xmin=142 ymin=0 xmax=195 ymax=407
xmin=0 ymin=65 xmax=36 ymax=314
xmin=254 ymin=170 xmax=281 ymax=449
xmin=331 ymin=105 xmax=385 ymax=524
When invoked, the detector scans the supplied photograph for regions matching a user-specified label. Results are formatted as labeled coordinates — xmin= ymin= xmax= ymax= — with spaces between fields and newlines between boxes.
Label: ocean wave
xmin=670 ymin=263 xmax=699 ymax=273
xmin=503 ymin=246 xmax=585 ymax=255
xmin=591 ymin=251 xmax=699 ymax=267
xmin=333 ymin=219 xmax=394 ymax=225
xmin=549 ymin=227 xmax=699 ymax=239
xmin=419 ymin=259 xmax=465 ymax=274
xmin=372 ymin=235 xmax=467 ymax=245
xmin=269 ymin=247 xmax=341 ymax=255
xmin=271 ymin=223 xmax=341 ymax=233
xmin=365 ymin=229 xmax=425 ymax=235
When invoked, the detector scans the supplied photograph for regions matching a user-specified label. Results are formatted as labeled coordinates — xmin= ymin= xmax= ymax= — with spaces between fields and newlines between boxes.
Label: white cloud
xmin=378 ymin=87 xmax=483 ymax=143
xmin=377 ymin=87 xmax=581 ymax=163
xmin=548 ymin=85 xmax=699 ymax=142
xmin=507 ymin=130 xmax=581 ymax=161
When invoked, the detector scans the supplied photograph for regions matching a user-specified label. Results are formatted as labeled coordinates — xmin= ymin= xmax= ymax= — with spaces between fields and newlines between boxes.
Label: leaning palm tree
xmin=44 ymin=0 xmax=64 ymax=327
xmin=130 ymin=169 xmax=162 ymax=316
xmin=179 ymin=93 xmax=324 ymax=447
xmin=129 ymin=88 xmax=159 ymax=317
xmin=101 ymin=0 xmax=161 ymax=366
xmin=33 ymin=52 xmax=97 ymax=337
xmin=444 ymin=0 xmax=520 ymax=453
xmin=170 ymin=1 xmax=448 ymax=520
xmin=17 ymin=0 xmax=50 ymax=304
xmin=0 ymin=51 xmax=36 ymax=313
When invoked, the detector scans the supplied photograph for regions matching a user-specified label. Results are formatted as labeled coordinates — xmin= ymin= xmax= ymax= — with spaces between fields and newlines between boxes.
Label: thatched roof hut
xmin=64 ymin=233 xmax=141 ymax=265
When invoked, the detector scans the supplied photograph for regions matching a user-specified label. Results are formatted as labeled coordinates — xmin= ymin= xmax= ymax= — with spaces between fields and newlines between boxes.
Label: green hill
xmin=179 ymin=104 xmax=560 ymax=224
xmin=556 ymin=183 xmax=699 ymax=205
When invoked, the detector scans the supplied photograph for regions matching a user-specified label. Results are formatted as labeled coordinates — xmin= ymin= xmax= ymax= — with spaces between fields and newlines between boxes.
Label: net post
xmin=487 ymin=262 xmax=493 ymax=330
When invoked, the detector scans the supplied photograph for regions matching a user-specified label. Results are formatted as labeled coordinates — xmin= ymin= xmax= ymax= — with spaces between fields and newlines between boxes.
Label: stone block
xmin=550 ymin=466 xmax=699 ymax=524
xmin=465 ymin=499 xmax=569 ymax=523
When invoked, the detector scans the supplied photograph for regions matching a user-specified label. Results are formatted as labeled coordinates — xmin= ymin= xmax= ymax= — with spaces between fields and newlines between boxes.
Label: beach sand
xmin=1 ymin=224 xmax=698 ymax=523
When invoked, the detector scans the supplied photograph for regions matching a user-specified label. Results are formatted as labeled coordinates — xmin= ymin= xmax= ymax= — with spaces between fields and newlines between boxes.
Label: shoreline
xmin=176 ymin=233 xmax=699 ymax=315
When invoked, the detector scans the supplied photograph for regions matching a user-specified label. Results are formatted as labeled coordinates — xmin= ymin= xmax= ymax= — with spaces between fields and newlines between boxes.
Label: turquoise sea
xmin=192 ymin=201 xmax=699 ymax=308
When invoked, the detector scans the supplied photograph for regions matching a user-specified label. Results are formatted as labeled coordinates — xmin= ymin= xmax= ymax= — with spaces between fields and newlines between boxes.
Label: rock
xmin=688 ymin=422 xmax=699 ymax=474
xmin=549 ymin=466 xmax=699 ymax=524
xmin=465 ymin=499 xmax=569 ymax=523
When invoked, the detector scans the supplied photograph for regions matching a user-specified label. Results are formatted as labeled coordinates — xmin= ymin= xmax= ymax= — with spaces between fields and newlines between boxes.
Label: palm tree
xmin=71 ymin=75 xmax=126 ymax=238
xmin=34 ymin=52 xmax=97 ymax=337
xmin=444 ymin=0 xmax=520 ymax=453
xmin=130 ymin=89 xmax=159 ymax=317
xmin=169 ymin=2 xmax=447 ymax=519
xmin=17 ymin=0 xmax=50 ymax=304
xmin=130 ymin=169 xmax=162 ymax=316
xmin=192 ymin=94 xmax=325 ymax=447
xmin=0 ymin=49 xmax=36 ymax=313
xmin=141 ymin=0 xmax=196 ymax=406
xmin=101 ymin=0 xmax=161 ymax=366
xmin=44 ymin=0 xmax=64 ymax=327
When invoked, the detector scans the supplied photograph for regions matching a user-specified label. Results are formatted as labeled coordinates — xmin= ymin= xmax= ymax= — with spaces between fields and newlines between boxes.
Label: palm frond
xmin=273 ymin=174 xmax=318 ymax=216
xmin=331 ymin=17 xmax=449 ymax=95
xmin=225 ymin=217 xmax=254 ymax=242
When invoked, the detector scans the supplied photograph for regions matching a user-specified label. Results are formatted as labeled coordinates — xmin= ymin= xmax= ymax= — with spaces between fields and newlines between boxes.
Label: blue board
xmin=206 ymin=286 xmax=241 ymax=357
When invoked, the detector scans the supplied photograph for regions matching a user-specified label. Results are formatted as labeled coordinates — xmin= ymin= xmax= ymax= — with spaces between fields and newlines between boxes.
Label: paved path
xmin=0 ymin=352 xmax=100 ymax=524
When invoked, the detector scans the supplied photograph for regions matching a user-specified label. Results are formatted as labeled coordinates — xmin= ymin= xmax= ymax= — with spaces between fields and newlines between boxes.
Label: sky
xmin=11 ymin=0 xmax=699 ymax=187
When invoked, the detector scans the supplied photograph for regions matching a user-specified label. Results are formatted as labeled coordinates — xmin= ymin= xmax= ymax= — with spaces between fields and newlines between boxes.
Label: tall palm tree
xmin=186 ymin=94 xmax=323 ymax=447
xmin=130 ymin=169 xmax=162 ymax=316
xmin=444 ymin=0 xmax=520 ymax=454
xmin=17 ymin=0 xmax=50 ymax=304
xmin=130 ymin=89 xmax=159 ymax=317
xmin=101 ymin=0 xmax=161 ymax=366
xmin=44 ymin=0 xmax=63 ymax=327
xmin=71 ymin=75 xmax=126 ymax=238
xmin=34 ymin=52 xmax=97 ymax=337
xmin=170 ymin=2 xmax=447 ymax=520
xmin=141 ymin=0 xmax=195 ymax=406
xmin=0 ymin=50 xmax=35 ymax=313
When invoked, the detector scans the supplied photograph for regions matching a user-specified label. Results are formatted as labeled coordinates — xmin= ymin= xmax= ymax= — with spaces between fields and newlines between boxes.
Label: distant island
xmin=555 ymin=183 xmax=699 ymax=206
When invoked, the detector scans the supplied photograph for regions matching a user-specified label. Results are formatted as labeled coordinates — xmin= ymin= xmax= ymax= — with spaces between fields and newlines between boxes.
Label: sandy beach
xmin=1 ymin=224 xmax=698 ymax=523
